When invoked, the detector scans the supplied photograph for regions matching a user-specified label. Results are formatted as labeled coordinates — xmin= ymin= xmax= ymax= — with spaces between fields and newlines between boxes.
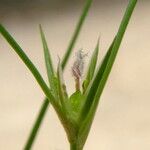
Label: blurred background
xmin=0 ymin=0 xmax=150 ymax=149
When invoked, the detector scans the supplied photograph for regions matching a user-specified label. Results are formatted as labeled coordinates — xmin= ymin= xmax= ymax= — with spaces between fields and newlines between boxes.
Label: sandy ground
xmin=0 ymin=1 xmax=150 ymax=150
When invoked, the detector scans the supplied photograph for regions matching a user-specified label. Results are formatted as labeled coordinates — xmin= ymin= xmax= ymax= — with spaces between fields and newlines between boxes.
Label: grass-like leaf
xmin=82 ymin=39 xmax=99 ymax=92
xmin=61 ymin=0 xmax=93 ymax=69
xmin=79 ymin=0 xmax=137 ymax=123
xmin=79 ymin=37 xmax=115 ymax=122
xmin=0 ymin=24 xmax=56 ymax=107
xmin=39 ymin=25 xmax=55 ymax=83
xmin=39 ymin=25 xmax=58 ymax=98
xmin=78 ymin=0 xmax=137 ymax=147
xmin=78 ymin=37 xmax=115 ymax=148
xmin=0 ymin=24 xmax=68 ymax=149
xmin=24 ymin=98 xmax=49 ymax=150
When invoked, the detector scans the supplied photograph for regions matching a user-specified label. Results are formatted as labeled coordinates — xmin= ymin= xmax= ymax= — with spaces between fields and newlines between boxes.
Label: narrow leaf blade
xmin=83 ymin=39 xmax=99 ymax=92
xmin=79 ymin=37 xmax=116 ymax=122
xmin=78 ymin=37 xmax=115 ymax=148
xmin=79 ymin=0 xmax=137 ymax=122
xmin=39 ymin=25 xmax=55 ymax=79
xmin=78 ymin=0 xmax=137 ymax=147
xmin=0 ymin=24 xmax=56 ymax=105
xmin=24 ymin=98 xmax=49 ymax=150
xmin=61 ymin=0 xmax=93 ymax=70
xmin=39 ymin=25 xmax=58 ymax=98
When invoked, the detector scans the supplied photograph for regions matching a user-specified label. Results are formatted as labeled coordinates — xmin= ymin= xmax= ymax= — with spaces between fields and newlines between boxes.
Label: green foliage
xmin=0 ymin=0 xmax=137 ymax=149
xmin=69 ymin=91 xmax=83 ymax=113
xmin=82 ymin=39 xmax=99 ymax=92
xmin=66 ymin=91 xmax=85 ymax=121
xmin=24 ymin=98 xmax=49 ymax=150
xmin=77 ymin=37 xmax=116 ymax=148
xmin=0 ymin=24 xmax=57 ymax=106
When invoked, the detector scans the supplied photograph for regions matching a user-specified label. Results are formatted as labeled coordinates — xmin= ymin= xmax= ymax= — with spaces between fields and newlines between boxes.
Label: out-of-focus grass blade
xmin=83 ymin=39 xmax=99 ymax=92
xmin=61 ymin=0 xmax=93 ymax=69
xmin=57 ymin=61 xmax=68 ymax=111
xmin=39 ymin=25 xmax=58 ymax=97
xmin=24 ymin=98 xmax=49 ymax=150
xmin=78 ymin=0 xmax=137 ymax=146
xmin=0 ymin=24 xmax=56 ymax=106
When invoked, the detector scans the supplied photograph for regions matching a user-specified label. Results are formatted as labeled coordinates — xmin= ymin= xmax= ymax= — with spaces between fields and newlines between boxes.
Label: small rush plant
xmin=0 ymin=0 xmax=137 ymax=149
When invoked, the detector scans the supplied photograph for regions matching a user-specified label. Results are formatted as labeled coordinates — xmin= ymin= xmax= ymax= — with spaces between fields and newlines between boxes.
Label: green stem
xmin=70 ymin=143 xmax=78 ymax=150
xmin=24 ymin=98 xmax=49 ymax=150
xmin=70 ymin=141 xmax=84 ymax=150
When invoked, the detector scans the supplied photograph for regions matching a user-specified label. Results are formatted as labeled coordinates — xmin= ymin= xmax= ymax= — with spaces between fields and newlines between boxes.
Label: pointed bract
xmin=39 ymin=25 xmax=58 ymax=98
xmin=83 ymin=38 xmax=99 ymax=92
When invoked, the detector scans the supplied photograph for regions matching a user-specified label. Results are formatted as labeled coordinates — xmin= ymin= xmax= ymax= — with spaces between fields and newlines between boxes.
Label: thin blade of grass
xmin=83 ymin=39 xmax=99 ymax=92
xmin=79 ymin=37 xmax=115 ymax=121
xmin=39 ymin=25 xmax=58 ymax=97
xmin=78 ymin=0 xmax=137 ymax=147
xmin=78 ymin=37 xmax=115 ymax=148
xmin=79 ymin=0 xmax=137 ymax=122
xmin=0 ymin=24 xmax=56 ymax=106
xmin=39 ymin=25 xmax=55 ymax=82
xmin=24 ymin=98 xmax=49 ymax=150
xmin=88 ymin=0 xmax=137 ymax=118
xmin=0 ymin=24 xmax=63 ymax=149
xmin=61 ymin=0 xmax=93 ymax=69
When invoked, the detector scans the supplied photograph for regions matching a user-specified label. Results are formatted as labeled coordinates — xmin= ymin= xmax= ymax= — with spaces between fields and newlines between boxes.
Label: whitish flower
xmin=72 ymin=50 xmax=87 ymax=79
